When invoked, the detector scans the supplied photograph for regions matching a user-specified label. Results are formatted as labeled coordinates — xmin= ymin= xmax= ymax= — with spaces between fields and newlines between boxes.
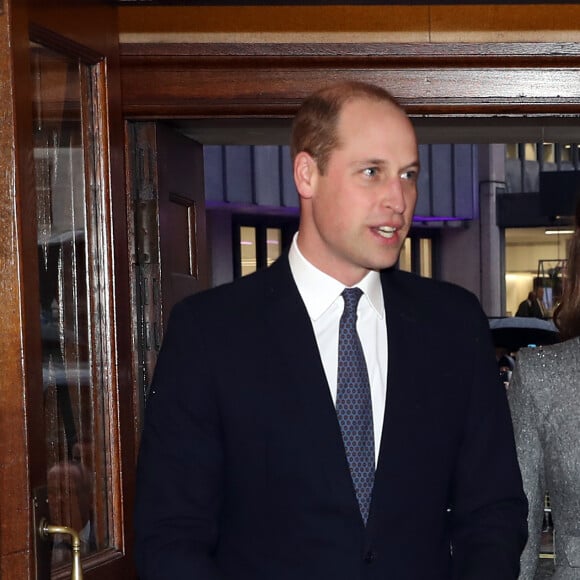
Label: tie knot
xmin=342 ymin=287 xmax=363 ymax=315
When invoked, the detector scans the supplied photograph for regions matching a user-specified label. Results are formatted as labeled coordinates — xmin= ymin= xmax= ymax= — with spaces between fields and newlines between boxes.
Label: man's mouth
xmin=376 ymin=226 xmax=398 ymax=239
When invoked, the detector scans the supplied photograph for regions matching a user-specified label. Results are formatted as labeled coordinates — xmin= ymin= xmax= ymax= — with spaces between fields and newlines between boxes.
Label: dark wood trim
xmin=30 ymin=24 xmax=104 ymax=63
xmin=115 ymin=1 xmax=580 ymax=5
xmin=120 ymin=41 xmax=580 ymax=61
xmin=0 ymin=1 xmax=40 ymax=576
xmin=120 ymin=42 xmax=580 ymax=118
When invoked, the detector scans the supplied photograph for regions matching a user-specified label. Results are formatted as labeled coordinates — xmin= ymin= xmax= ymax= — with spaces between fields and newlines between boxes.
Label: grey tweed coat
xmin=508 ymin=337 xmax=580 ymax=579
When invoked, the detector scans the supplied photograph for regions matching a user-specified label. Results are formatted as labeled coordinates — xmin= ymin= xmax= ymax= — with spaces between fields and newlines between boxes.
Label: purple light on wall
xmin=413 ymin=216 xmax=467 ymax=223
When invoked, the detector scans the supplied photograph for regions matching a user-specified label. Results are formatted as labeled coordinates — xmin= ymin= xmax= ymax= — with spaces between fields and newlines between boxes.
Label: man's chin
xmin=366 ymin=257 xmax=400 ymax=272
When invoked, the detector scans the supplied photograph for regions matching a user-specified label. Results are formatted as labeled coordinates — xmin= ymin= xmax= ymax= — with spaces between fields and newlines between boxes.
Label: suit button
xmin=364 ymin=550 xmax=376 ymax=563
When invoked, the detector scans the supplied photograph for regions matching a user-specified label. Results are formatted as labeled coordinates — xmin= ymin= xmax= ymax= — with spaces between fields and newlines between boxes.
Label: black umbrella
xmin=489 ymin=317 xmax=561 ymax=351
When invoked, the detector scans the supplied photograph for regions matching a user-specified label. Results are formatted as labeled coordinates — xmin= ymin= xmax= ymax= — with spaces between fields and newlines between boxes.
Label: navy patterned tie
xmin=336 ymin=287 xmax=375 ymax=524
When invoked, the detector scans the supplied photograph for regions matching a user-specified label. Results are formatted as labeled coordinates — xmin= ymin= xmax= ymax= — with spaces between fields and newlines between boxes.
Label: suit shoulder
xmin=171 ymin=260 xmax=287 ymax=321
xmin=385 ymin=268 xmax=481 ymax=310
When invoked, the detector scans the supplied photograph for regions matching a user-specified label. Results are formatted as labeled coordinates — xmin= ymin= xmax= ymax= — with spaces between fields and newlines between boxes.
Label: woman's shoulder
xmin=518 ymin=336 xmax=580 ymax=368
xmin=515 ymin=337 xmax=580 ymax=402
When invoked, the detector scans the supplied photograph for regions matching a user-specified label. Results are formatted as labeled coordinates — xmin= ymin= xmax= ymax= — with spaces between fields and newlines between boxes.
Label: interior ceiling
xmin=169 ymin=115 xmax=580 ymax=146
xmin=506 ymin=226 xmax=574 ymax=247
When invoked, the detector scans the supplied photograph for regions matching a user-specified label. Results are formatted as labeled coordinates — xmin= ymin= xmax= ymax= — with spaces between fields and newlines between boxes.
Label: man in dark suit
xmin=134 ymin=81 xmax=528 ymax=579
xmin=515 ymin=286 xmax=546 ymax=318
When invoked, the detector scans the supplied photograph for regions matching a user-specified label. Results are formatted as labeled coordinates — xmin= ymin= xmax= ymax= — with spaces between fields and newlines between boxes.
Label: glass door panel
xmin=32 ymin=41 xmax=110 ymax=574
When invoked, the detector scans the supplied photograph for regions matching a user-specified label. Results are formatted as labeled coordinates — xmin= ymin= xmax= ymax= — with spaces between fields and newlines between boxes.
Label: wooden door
xmin=126 ymin=121 xmax=209 ymax=402
xmin=0 ymin=1 xmax=137 ymax=579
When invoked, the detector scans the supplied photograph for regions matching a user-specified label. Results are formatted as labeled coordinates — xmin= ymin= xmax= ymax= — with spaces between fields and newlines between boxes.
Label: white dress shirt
xmin=288 ymin=234 xmax=388 ymax=465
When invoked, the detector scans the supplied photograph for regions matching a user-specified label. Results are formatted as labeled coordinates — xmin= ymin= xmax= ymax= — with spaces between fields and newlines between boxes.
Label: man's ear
xmin=294 ymin=152 xmax=317 ymax=200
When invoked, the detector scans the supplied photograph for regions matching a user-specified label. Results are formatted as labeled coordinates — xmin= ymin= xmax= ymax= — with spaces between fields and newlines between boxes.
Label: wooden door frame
xmin=119 ymin=42 xmax=580 ymax=120
xmin=0 ymin=1 xmax=137 ymax=578
xmin=0 ymin=3 xmax=41 ymax=577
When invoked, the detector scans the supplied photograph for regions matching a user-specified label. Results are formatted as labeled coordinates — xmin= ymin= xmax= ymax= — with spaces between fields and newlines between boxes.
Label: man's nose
xmin=381 ymin=177 xmax=406 ymax=214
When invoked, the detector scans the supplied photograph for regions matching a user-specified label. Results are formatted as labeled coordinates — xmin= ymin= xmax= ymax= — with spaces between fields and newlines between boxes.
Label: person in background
xmin=498 ymin=353 xmax=515 ymax=389
xmin=134 ymin=80 xmax=527 ymax=580
xmin=515 ymin=285 xmax=546 ymax=319
xmin=508 ymin=200 xmax=580 ymax=579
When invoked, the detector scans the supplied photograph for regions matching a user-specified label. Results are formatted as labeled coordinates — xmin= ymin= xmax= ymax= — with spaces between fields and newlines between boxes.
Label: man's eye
xmin=363 ymin=167 xmax=378 ymax=178
xmin=401 ymin=170 xmax=418 ymax=181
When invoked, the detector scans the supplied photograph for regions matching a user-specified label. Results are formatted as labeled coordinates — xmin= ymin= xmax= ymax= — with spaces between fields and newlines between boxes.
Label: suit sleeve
xmin=449 ymin=302 xmax=528 ymax=580
xmin=134 ymin=300 xmax=223 ymax=579
xmin=515 ymin=301 xmax=529 ymax=317
xmin=507 ymin=359 xmax=545 ymax=580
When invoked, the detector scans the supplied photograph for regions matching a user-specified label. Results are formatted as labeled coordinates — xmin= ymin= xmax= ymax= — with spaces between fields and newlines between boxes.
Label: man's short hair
xmin=290 ymin=81 xmax=402 ymax=175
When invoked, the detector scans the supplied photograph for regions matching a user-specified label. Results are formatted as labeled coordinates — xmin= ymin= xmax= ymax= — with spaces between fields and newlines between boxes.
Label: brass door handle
xmin=38 ymin=518 xmax=83 ymax=580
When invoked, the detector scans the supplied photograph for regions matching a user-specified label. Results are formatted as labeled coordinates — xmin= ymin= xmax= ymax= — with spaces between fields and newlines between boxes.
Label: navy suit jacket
xmin=135 ymin=253 xmax=527 ymax=580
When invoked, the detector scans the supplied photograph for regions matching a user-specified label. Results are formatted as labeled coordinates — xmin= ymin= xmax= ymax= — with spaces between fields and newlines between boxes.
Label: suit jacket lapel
xmin=261 ymin=255 xmax=362 ymax=520
xmin=380 ymin=268 xmax=426 ymax=450
xmin=367 ymin=269 xmax=426 ymax=529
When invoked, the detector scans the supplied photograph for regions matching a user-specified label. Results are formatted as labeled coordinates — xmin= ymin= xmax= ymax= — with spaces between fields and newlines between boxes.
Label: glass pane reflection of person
xmin=47 ymin=439 xmax=95 ymax=564
xmin=508 ymin=200 xmax=580 ymax=580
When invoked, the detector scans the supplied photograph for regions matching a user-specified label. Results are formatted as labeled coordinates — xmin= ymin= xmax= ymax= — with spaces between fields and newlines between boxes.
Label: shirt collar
xmin=288 ymin=233 xmax=385 ymax=321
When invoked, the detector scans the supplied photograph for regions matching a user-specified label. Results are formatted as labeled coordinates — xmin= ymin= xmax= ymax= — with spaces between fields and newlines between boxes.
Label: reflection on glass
xmin=31 ymin=42 xmax=109 ymax=570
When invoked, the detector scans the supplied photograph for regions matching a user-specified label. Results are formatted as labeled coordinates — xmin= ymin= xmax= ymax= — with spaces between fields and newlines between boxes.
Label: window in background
xmin=266 ymin=228 xmax=282 ymax=267
xmin=524 ymin=143 xmax=538 ymax=161
xmin=504 ymin=227 xmax=573 ymax=316
xmin=398 ymin=238 xmax=412 ymax=272
xmin=233 ymin=216 xmax=298 ymax=278
xmin=239 ymin=226 xmax=257 ymax=277
xmin=235 ymin=219 xmax=436 ymax=280
xmin=397 ymin=234 xmax=435 ymax=278
xmin=420 ymin=238 xmax=433 ymax=278
xmin=506 ymin=144 xmax=519 ymax=160
xmin=561 ymin=144 xmax=573 ymax=164
xmin=542 ymin=142 xmax=556 ymax=164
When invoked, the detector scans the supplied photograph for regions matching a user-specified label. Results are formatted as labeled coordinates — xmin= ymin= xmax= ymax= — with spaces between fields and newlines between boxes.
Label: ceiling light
xmin=545 ymin=228 xmax=574 ymax=235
